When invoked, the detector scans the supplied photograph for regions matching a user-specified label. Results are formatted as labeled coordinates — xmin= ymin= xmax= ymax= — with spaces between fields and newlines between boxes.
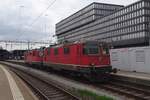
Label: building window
xmin=136 ymin=50 xmax=145 ymax=62
xmin=64 ymin=47 xmax=70 ymax=54
xmin=111 ymin=52 xmax=119 ymax=61
xmin=142 ymin=1 xmax=145 ymax=7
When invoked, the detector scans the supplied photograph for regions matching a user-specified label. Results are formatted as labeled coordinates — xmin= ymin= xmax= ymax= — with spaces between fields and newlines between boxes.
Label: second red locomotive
xmin=24 ymin=41 xmax=113 ymax=81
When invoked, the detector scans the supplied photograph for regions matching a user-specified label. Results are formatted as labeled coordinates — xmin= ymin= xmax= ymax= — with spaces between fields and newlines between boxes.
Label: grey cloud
xmin=0 ymin=0 xmax=138 ymax=43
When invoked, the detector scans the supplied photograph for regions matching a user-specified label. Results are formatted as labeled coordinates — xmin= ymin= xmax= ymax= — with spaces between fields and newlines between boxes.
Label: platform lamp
xmin=148 ymin=22 xmax=150 ymax=46
xmin=18 ymin=5 xmax=24 ymax=39
xmin=44 ymin=14 xmax=48 ymax=34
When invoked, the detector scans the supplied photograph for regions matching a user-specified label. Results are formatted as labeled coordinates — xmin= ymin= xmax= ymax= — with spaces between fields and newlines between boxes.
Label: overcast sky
xmin=0 ymin=0 xmax=138 ymax=43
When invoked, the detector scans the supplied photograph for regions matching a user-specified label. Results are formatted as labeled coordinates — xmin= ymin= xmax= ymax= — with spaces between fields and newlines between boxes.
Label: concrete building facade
xmin=56 ymin=0 xmax=150 ymax=48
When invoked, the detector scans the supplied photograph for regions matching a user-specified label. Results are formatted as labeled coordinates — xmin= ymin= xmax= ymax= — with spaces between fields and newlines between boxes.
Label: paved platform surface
xmin=0 ymin=64 xmax=37 ymax=100
xmin=112 ymin=70 xmax=150 ymax=80
xmin=7 ymin=60 xmax=24 ymax=63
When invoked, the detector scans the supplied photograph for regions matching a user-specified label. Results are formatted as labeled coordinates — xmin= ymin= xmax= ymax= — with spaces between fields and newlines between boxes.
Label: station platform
xmin=112 ymin=70 xmax=150 ymax=86
xmin=7 ymin=60 xmax=24 ymax=63
xmin=0 ymin=64 xmax=37 ymax=100
xmin=114 ymin=70 xmax=150 ymax=80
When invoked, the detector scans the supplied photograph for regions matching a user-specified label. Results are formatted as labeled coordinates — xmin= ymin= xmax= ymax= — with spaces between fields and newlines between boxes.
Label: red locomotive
xmin=24 ymin=49 xmax=43 ymax=65
xmin=24 ymin=41 xmax=113 ymax=81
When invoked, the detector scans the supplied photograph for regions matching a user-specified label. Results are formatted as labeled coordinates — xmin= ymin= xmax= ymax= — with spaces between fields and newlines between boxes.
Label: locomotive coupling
xmin=112 ymin=68 xmax=117 ymax=73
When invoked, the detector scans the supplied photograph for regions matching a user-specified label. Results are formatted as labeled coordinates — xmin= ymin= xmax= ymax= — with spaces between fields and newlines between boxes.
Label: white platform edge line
xmin=0 ymin=66 xmax=24 ymax=100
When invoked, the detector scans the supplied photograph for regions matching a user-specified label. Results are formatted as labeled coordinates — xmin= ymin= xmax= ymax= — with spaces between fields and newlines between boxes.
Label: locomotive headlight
xmin=90 ymin=63 xmax=95 ymax=66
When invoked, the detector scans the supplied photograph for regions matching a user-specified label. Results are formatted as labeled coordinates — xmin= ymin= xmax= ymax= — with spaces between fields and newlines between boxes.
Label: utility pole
xmin=11 ymin=43 xmax=13 ymax=51
xmin=27 ymin=41 xmax=30 ymax=50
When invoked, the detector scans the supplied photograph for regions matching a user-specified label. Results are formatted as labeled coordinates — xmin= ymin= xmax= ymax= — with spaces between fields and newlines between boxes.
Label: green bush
xmin=78 ymin=89 xmax=113 ymax=100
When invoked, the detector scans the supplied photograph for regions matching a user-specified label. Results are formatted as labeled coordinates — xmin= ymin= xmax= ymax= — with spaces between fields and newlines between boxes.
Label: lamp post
xmin=44 ymin=14 xmax=48 ymax=34
xmin=148 ymin=22 xmax=150 ymax=46
xmin=18 ymin=5 xmax=24 ymax=35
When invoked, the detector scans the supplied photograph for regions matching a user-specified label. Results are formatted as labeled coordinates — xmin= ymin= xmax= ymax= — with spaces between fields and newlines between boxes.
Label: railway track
xmin=4 ymin=61 xmax=150 ymax=100
xmin=8 ymin=67 xmax=79 ymax=100
xmin=97 ymin=80 xmax=150 ymax=100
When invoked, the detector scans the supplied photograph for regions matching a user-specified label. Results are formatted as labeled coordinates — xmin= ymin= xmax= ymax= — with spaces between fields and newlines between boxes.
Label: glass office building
xmin=56 ymin=0 xmax=150 ymax=48
xmin=56 ymin=3 xmax=124 ymax=35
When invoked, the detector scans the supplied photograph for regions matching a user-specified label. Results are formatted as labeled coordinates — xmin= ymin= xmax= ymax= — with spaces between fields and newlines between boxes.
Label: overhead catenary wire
xmin=30 ymin=0 xmax=57 ymax=27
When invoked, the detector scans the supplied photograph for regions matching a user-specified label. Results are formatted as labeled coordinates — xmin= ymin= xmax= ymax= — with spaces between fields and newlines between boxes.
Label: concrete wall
xmin=110 ymin=46 xmax=150 ymax=73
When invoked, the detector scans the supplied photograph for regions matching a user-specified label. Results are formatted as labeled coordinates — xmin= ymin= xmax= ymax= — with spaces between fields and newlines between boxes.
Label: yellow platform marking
xmin=0 ymin=65 xmax=24 ymax=100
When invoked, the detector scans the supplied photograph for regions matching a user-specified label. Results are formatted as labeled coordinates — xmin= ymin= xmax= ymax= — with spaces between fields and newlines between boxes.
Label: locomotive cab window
xmin=83 ymin=42 xmax=99 ymax=55
xmin=102 ymin=46 xmax=109 ymax=55
xmin=64 ymin=47 xmax=70 ymax=54
xmin=54 ymin=48 xmax=58 ymax=55
xmin=48 ymin=48 xmax=51 ymax=55
xmin=33 ymin=52 xmax=35 ymax=56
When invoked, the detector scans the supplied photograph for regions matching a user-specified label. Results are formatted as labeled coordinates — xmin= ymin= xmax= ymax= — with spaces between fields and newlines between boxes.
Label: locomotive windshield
xmin=102 ymin=46 xmax=109 ymax=55
xmin=83 ymin=42 xmax=99 ymax=55
xmin=102 ymin=43 xmax=110 ymax=55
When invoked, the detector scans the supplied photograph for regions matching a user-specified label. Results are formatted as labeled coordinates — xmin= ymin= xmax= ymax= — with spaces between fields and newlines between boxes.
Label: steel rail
xmin=7 ymin=66 xmax=79 ymax=100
